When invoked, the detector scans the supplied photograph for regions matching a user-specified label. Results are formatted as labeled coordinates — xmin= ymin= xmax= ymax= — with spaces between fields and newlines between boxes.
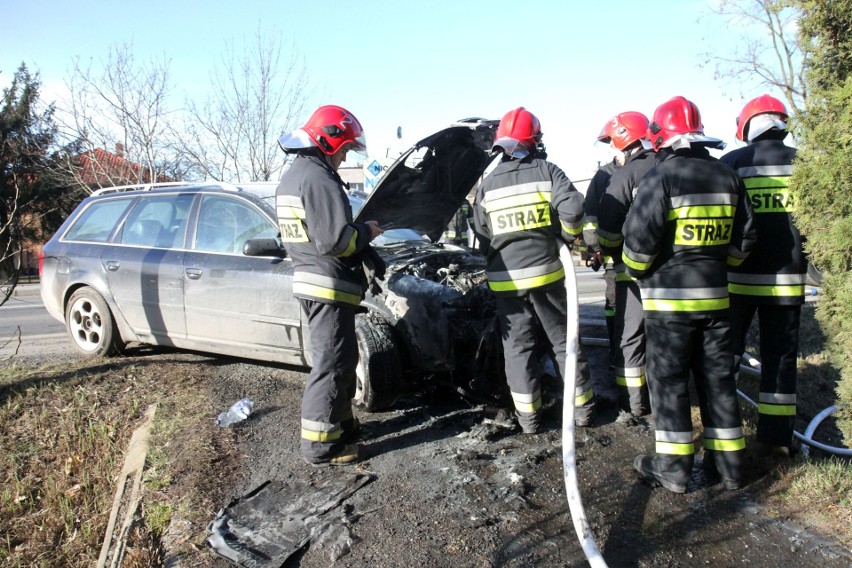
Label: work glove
xmin=585 ymin=250 xmax=603 ymax=272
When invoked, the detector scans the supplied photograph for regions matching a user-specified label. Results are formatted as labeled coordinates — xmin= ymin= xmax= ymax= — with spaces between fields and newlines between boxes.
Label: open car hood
xmin=354 ymin=119 xmax=498 ymax=242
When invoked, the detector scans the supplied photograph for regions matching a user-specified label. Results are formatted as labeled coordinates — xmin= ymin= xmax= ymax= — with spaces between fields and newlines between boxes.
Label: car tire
xmin=65 ymin=287 xmax=124 ymax=357
xmin=353 ymin=316 xmax=400 ymax=411
xmin=806 ymin=261 xmax=823 ymax=287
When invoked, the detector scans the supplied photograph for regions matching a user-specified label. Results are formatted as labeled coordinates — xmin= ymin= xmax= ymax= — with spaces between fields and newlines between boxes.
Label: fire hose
xmin=559 ymin=243 xmax=609 ymax=567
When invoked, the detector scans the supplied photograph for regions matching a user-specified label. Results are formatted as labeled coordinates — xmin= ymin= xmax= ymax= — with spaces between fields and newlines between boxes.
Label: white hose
xmin=559 ymin=244 xmax=608 ymax=567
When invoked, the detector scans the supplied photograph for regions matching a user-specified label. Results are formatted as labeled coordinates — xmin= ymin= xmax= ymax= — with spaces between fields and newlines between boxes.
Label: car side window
xmin=121 ymin=194 xmax=194 ymax=248
xmin=195 ymin=195 xmax=278 ymax=254
xmin=63 ymin=198 xmax=134 ymax=242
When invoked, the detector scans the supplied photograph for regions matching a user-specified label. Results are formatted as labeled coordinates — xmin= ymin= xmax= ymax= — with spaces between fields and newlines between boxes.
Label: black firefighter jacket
xmin=596 ymin=148 xmax=659 ymax=275
xmin=472 ymin=155 xmax=585 ymax=296
xmin=622 ymin=146 xmax=757 ymax=319
xmin=275 ymin=154 xmax=374 ymax=307
xmin=581 ymin=159 xmax=620 ymax=259
xmin=720 ymin=138 xmax=805 ymax=306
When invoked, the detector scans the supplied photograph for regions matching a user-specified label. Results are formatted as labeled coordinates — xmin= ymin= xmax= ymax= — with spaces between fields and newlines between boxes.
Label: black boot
xmin=702 ymin=450 xmax=741 ymax=490
xmin=633 ymin=454 xmax=689 ymax=494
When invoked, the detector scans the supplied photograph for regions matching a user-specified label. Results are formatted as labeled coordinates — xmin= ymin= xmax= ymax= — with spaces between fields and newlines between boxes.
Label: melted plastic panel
xmin=206 ymin=474 xmax=376 ymax=566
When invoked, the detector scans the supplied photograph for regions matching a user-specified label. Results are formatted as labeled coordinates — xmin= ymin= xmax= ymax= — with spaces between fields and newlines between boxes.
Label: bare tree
xmin=56 ymin=43 xmax=179 ymax=191
xmin=702 ymin=0 xmax=806 ymax=114
xmin=175 ymin=28 xmax=311 ymax=182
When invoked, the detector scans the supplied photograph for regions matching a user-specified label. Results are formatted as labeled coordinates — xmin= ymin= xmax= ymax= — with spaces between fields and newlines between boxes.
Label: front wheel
xmin=353 ymin=316 xmax=401 ymax=411
xmin=65 ymin=287 xmax=124 ymax=357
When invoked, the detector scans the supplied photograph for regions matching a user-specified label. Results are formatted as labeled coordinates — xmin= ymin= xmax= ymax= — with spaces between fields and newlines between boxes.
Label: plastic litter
xmin=216 ymin=398 xmax=254 ymax=427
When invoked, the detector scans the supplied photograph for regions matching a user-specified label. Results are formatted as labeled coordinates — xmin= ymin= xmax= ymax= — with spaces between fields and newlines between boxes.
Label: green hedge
xmin=789 ymin=0 xmax=852 ymax=442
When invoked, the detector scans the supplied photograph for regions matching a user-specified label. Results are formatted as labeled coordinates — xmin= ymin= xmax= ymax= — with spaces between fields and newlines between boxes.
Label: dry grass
xmin=0 ymin=354 xmax=229 ymax=567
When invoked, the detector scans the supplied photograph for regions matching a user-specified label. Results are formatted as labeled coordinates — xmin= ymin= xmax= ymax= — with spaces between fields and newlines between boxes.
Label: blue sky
xmin=1 ymin=0 xmax=771 ymax=183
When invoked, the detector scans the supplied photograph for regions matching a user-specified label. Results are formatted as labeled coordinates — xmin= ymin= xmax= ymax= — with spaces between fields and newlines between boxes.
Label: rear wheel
xmin=353 ymin=316 xmax=401 ymax=411
xmin=806 ymin=261 xmax=823 ymax=287
xmin=65 ymin=287 xmax=124 ymax=357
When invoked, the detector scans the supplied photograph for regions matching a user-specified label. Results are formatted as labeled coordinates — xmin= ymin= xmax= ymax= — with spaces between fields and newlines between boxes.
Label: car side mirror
xmin=243 ymin=238 xmax=287 ymax=258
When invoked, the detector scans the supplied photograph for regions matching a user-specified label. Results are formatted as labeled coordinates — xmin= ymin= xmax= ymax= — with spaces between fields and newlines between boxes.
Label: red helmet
xmin=647 ymin=96 xmax=705 ymax=151
xmin=597 ymin=112 xmax=650 ymax=151
xmin=278 ymin=105 xmax=367 ymax=155
xmin=736 ymin=94 xmax=788 ymax=141
xmin=493 ymin=107 xmax=542 ymax=158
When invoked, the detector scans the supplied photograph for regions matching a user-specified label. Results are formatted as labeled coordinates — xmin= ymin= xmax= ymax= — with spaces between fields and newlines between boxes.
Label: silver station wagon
xmin=40 ymin=120 xmax=506 ymax=410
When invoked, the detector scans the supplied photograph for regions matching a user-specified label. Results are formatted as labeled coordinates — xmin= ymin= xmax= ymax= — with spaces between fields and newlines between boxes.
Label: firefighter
xmin=622 ymin=96 xmax=756 ymax=492
xmin=596 ymin=112 xmax=657 ymax=417
xmin=440 ymin=200 xmax=473 ymax=246
xmin=275 ymin=105 xmax=384 ymax=466
xmin=581 ymin=125 xmax=622 ymax=371
xmin=472 ymin=107 xmax=595 ymax=433
xmin=722 ymin=94 xmax=804 ymax=455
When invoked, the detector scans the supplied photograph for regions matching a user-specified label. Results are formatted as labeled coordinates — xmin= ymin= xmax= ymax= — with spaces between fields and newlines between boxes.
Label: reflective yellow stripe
xmin=604 ymin=308 xmax=616 ymax=317
xmin=488 ymin=266 xmax=565 ymax=292
xmin=728 ymin=283 xmax=805 ymax=297
xmin=703 ymin=437 xmax=746 ymax=451
xmin=655 ymin=441 xmax=694 ymax=456
xmin=668 ymin=204 xmax=735 ymax=220
xmin=338 ymin=231 xmax=358 ymax=257
xmin=482 ymin=190 xmax=552 ymax=212
xmin=293 ymin=282 xmax=362 ymax=305
xmin=643 ymin=297 xmax=729 ymax=312
xmin=758 ymin=403 xmax=797 ymax=416
xmin=575 ymin=386 xmax=594 ymax=406
xmin=744 ymin=175 xmax=788 ymax=189
xmin=560 ymin=219 xmax=582 ymax=236
xmin=597 ymin=234 xmax=623 ymax=248
xmin=513 ymin=398 xmax=542 ymax=414
xmin=623 ymin=254 xmax=652 ymax=272
xmin=615 ymin=271 xmax=637 ymax=283
xmin=301 ymin=428 xmax=342 ymax=442
xmin=727 ymin=255 xmax=746 ymax=267
xmin=616 ymin=374 xmax=646 ymax=387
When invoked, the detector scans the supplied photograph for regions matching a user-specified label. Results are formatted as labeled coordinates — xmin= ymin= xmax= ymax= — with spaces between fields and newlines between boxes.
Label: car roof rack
xmin=91 ymin=181 xmax=242 ymax=196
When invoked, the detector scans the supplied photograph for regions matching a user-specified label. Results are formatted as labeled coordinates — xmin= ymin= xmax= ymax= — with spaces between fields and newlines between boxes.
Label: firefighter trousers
xmin=299 ymin=299 xmax=358 ymax=462
xmin=645 ymin=317 xmax=745 ymax=485
xmin=730 ymin=301 xmax=801 ymax=447
xmin=614 ymin=279 xmax=649 ymax=415
xmin=496 ymin=286 xmax=594 ymax=431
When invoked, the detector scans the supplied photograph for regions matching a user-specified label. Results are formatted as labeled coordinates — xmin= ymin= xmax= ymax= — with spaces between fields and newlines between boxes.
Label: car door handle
xmin=185 ymin=268 xmax=203 ymax=279
xmin=105 ymin=260 xmax=120 ymax=272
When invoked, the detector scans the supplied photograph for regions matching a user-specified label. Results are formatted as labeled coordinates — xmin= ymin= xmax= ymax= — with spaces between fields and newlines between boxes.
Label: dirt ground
xmin=149 ymin=306 xmax=852 ymax=568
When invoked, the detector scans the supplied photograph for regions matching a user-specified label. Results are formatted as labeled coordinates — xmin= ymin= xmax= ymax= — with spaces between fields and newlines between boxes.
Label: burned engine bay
xmin=363 ymin=242 xmax=507 ymax=404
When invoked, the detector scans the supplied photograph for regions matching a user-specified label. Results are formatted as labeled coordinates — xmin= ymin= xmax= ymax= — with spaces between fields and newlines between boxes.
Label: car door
xmin=183 ymin=193 xmax=303 ymax=361
xmin=102 ymin=193 xmax=193 ymax=343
